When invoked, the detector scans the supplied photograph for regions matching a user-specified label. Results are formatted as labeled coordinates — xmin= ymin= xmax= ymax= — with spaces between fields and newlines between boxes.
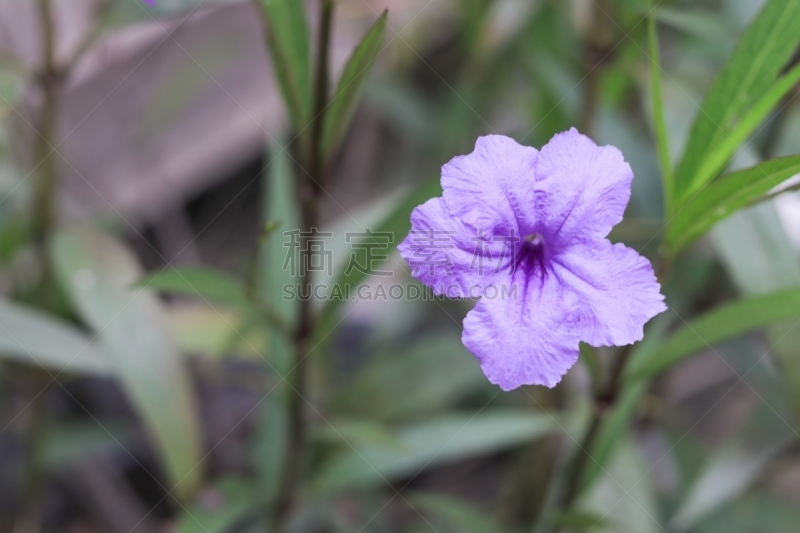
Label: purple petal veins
xmin=399 ymin=128 xmax=666 ymax=390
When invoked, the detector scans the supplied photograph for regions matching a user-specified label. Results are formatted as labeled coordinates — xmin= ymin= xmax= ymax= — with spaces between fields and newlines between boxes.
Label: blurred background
xmin=1 ymin=0 xmax=800 ymax=532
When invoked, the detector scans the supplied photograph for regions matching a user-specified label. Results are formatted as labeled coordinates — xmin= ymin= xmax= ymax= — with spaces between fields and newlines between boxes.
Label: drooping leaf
xmin=626 ymin=287 xmax=800 ymax=379
xmin=321 ymin=11 xmax=388 ymax=162
xmin=0 ymin=299 xmax=111 ymax=375
xmin=259 ymin=0 xmax=311 ymax=134
xmin=665 ymin=156 xmax=800 ymax=255
xmin=52 ymin=227 xmax=203 ymax=501
xmin=139 ymin=266 xmax=250 ymax=307
xmin=673 ymin=0 xmax=800 ymax=199
xmin=314 ymin=410 xmax=558 ymax=493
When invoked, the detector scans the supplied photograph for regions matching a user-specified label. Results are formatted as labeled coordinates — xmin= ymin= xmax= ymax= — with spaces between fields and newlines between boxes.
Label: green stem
xmin=270 ymin=2 xmax=334 ymax=531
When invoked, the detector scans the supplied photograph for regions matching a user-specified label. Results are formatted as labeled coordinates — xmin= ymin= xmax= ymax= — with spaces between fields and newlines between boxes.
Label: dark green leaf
xmin=53 ymin=228 xmax=203 ymax=501
xmin=259 ymin=0 xmax=311 ymax=133
xmin=139 ymin=266 xmax=249 ymax=307
xmin=673 ymin=0 xmax=800 ymax=199
xmin=666 ymin=156 xmax=800 ymax=255
xmin=627 ymin=287 xmax=800 ymax=379
xmin=321 ymin=10 xmax=388 ymax=162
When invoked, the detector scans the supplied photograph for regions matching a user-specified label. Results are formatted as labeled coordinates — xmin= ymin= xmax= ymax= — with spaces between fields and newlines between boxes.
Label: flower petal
xmin=462 ymin=268 xmax=583 ymax=390
xmin=535 ymin=128 xmax=632 ymax=245
xmin=399 ymin=197 xmax=506 ymax=298
xmin=552 ymin=239 xmax=666 ymax=347
xmin=441 ymin=135 xmax=538 ymax=235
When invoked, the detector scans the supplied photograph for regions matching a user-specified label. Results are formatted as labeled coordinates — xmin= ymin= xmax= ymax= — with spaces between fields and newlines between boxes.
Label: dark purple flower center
xmin=514 ymin=232 xmax=548 ymax=279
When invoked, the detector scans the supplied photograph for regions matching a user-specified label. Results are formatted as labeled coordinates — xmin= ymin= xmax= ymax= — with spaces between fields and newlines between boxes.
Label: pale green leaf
xmin=52 ymin=227 xmax=203 ymax=501
xmin=0 ymin=298 xmax=111 ymax=375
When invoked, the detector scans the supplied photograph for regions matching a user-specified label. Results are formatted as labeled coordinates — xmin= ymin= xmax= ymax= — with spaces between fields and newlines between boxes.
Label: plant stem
xmin=270 ymin=2 xmax=334 ymax=531
xmin=553 ymin=344 xmax=633 ymax=530
xmin=13 ymin=2 xmax=59 ymax=531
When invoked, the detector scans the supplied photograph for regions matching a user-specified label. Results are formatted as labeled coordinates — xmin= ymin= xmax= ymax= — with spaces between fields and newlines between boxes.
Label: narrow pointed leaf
xmin=674 ymin=0 xmax=800 ymax=198
xmin=321 ymin=10 xmax=388 ymax=162
xmin=259 ymin=0 xmax=311 ymax=132
xmin=666 ymin=156 xmax=800 ymax=255
xmin=685 ymin=63 xmax=800 ymax=201
xmin=53 ymin=228 xmax=203 ymax=501
xmin=0 ymin=299 xmax=111 ymax=375
xmin=314 ymin=410 xmax=558 ymax=492
xmin=647 ymin=12 xmax=673 ymax=210
xmin=139 ymin=266 xmax=250 ymax=308
xmin=627 ymin=287 xmax=800 ymax=379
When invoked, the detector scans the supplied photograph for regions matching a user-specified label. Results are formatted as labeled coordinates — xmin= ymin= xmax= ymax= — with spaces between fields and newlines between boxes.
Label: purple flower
xmin=398 ymin=129 xmax=666 ymax=390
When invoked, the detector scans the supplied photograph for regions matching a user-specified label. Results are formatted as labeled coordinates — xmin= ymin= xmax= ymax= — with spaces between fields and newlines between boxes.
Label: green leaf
xmin=408 ymin=493 xmax=505 ymax=533
xmin=139 ymin=266 xmax=250 ymax=307
xmin=0 ymin=299 xmax=111 ymax=375
xmin=673 ymin=0 xmax=800 ymax=199
xmin=321 ymin=10 xmax=388 ymax=162
xmin=52 ymin=227 xmax=203 ymax=501
xmin=315 ymin=177 xmax=442 ymax=346
xmin=174 ymin=479 xmax=261 ymax=533
xmin=665 ymin=156 xmax=800 ymax=255
xmin=626 ymin=287 xmax=800 ymax=379
xmin=647 ymin=11 xmax=673 ymax=210
xmin=687 ymin=64 xmax=800 ymax=201
xmin=314 ymin=410 xmax=558 ymax=493
xmin=259 ymin=0 xmax=311 ymax=133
